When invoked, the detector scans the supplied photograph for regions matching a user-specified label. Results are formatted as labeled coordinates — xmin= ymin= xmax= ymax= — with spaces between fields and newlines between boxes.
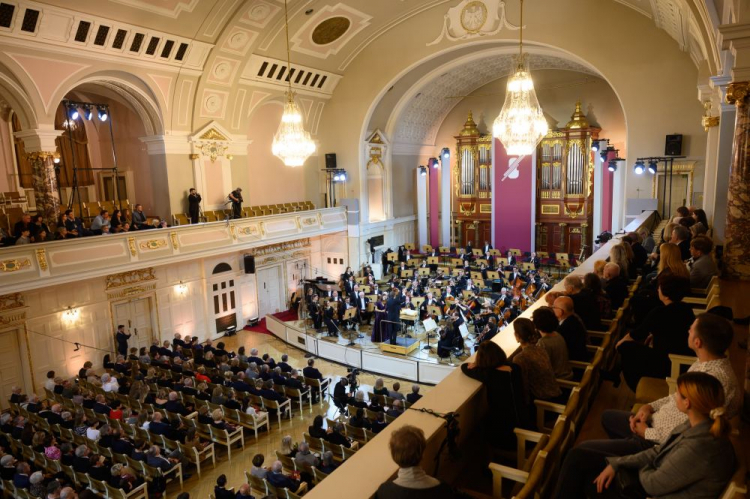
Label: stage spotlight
xmin=431 ymin=157 xmax=439 ymax=168
xmin=419 ymin=166 xmax=427 ymax=177
xmin=68 ymin=105 xmax=79 ymax=120
xmin=441 ymin=147 xmax=450 ymax=160
xmin=98 ymin=106 xmax=108 ymax=121
xmin=634 ymin=160 xmax=644 ymax=175
xmin=608 ymin=160 xmax=617 ymax=172
xmin=648 ymin=161 xmax=658 ymax=174
xmin=84 ymin=105 xmax=93 ymax=120
xmin=591 ymin=140 xmax=600 ymax=152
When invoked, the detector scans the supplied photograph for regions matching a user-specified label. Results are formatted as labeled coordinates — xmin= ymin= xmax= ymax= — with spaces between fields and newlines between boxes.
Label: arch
xmin=0 ymin=63 xmax=38 ymax=131
xmin=367 ymin=157 xmax=386 ymax=222
xmin=50 ymin=71 xmax=164 ymax=136
xmin=212 ymin=262 xmax=233 ymax=274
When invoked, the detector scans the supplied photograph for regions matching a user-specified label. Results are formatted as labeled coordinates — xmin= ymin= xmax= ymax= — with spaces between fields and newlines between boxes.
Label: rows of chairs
xmin=487 ymin=277 xmax=642 ymax=499
xmin=172 ymin=201 xmax=315 ymax=226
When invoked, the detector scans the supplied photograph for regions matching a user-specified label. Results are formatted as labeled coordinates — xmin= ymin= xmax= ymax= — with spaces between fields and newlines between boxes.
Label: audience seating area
xmin=172 ymin=201 xmax=315 ymax=226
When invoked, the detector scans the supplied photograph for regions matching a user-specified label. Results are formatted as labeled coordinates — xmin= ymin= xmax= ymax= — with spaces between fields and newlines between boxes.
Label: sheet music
xmin=423 ymin=318 xmax=438 ymax=332
xmin=459 ymin=323 xmax=469 ymax=338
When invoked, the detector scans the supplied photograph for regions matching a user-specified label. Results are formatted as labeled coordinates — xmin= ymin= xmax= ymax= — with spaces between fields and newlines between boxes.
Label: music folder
xmin=459 ymin=323 xmax=469 ymax=338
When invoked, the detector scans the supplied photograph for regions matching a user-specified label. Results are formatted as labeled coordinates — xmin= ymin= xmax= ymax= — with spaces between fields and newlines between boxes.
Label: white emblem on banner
xmin=502 ymin=156 xmax=524 ymax=182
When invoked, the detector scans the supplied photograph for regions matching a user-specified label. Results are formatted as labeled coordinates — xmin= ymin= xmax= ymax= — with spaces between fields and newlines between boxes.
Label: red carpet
xmin=243 ymin=309 xmax=298 ymax=335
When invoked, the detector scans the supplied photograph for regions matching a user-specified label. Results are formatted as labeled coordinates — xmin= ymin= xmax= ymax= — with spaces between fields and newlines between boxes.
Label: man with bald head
xmin=603 ymin=262 xmax=628 ymax=309
xmin=553 ymin=296 xmax=588 ymax=361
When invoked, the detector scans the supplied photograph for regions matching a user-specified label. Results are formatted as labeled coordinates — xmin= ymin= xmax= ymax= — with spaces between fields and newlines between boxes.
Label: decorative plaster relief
xmin=240 ymin=0 xmax=281 ymax=28
xmin=221 ymin=26 xmax=259 ymax=56
xmin=427 ymin=0 xmax=519 ymax=46
xmin=291 ymin=3 xmax=372 ymax=59
xmin=207 ymin=57 xmax=242 ymax=86
xmin=105 ymin=267 xmax=156 ymax=289
xmin=200 ymin=89 xmax=229 ymax=119
xmin=108 ymin=0 xmax=199 ymax=19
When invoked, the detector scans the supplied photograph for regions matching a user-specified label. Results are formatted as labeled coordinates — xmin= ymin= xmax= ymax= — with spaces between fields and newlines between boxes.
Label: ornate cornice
xmin=105 ymin=268 xmax=156 ymax=290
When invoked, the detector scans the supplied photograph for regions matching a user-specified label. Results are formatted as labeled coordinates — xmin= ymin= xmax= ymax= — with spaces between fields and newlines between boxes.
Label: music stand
xmin=438 ymin=246 xmax=450 ymax=254
xmin=342 ymin=308 xmax=358 ymax=345
xmin=418 ymin=268 xmax=430 ymax=276
xmin=472 ymin=248 xmax=483 ymax=256
xmin=422 ymin=317 xmax=438 ymax=351
xmin=387 ymin=252 xmax=398 ymax=262
xmin=402 ymin=269 xmax=414 ymax=278
xmin=404 ymin=243 xmax=415 ymax=250
xmin=427 ymin=256 xmax=439 ymax=265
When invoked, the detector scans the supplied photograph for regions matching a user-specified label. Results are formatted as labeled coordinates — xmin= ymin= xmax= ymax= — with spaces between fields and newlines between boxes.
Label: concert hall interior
xmin=0 ymin=0 xmax=749 ymax=498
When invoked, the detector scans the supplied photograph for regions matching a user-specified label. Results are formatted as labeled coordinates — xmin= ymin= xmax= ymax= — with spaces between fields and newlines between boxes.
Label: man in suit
xmin=386 ymin=399 xmax=404 ymax=418
xmin=303 ymin=359 xmax=323 ymax=380
xmin=553 ymin=296 xmax=588 ymax=361
xmin=482 ymin=240 xmax=492 ymax=255
xmin=131 ymin=204 xmax=149 ymax=230
xmin=670 ymin=225 xmax=692 ymax=261
xmin=247 ymin=348 xmax=264 ymax=366
xmin=187 ymin=188 xmax=202 ymax=224
xmin=688 ymin=236 xmax=718 ymax=289
xmin=625 ymin=232 xmax=649 ymax=270
xmin=386 ymin=289 xmax=403 ymax=345
xmin=406 ymin=385 xmax=422 ymax=404
xmin=527 ymin=251 xmax=541 ymax=269
xmin=277 ymin=354 xmax=293 ymax=373
xmin=356 ymin=291 xmax=371 ymax=325
xmin=266 ymin=461 xmax=308 ymax=494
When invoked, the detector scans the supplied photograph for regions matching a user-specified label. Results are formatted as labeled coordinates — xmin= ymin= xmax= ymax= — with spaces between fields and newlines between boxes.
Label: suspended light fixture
xmin=98 ymin=106 xmax=108 ymax=121
xmin=647 ymin=160 xmax=658 ymax=175
xmin=419 ymin=166 xmax=427 ymax=177
xmin=83 ymin=105 xmax=93 ymax=120
xmin=272 ymin=0 xmax=316 ymax=167
xmin=492 ymin=0 xmax=547 ymax=156
xmin=634 ymin=160 xmax=645 ymax=175
xmin=608 ymin=160 xmax=617 ymax=173
xmin=67 ymin=105 xmax=79 ymax=120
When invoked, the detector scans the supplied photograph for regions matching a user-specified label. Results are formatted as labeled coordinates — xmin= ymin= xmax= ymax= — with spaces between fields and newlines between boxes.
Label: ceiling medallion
xmin=312 ymin=16 xmax=351 ymax=45
xmin=460 ymin=1 xmax=488 ymax=34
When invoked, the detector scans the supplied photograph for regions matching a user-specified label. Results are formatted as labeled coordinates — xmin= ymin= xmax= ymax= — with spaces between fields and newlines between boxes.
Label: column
xmin=440 ymin=150 xmax=451 ymax=246
xmin=416 ymin=168 xmax=428 ymax=249
xmin=14 ymin=127 xmax=63 ymax=226
xmin=428 ymin=158 xmax=439 ymax=246
xmin=723 ymin=82 xmax=750 ymax=280
xmin=558 ymin=223 xmax=567 ymax=252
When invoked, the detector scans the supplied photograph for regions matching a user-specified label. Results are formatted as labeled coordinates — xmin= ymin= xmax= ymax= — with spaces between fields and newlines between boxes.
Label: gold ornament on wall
xmin=701 ymin=101 xmax=719 ymax=131
xmin=139 ymin=240 xmax=168 ymax=251
xmin=35 ymin=248 xmax=48 ymax=271
xmin=105 ymin=268 xmax=156 ymax=290
xmin=0 ymin=258 xmax=31 ymax=272
xmin=725 ymin=82 xmax=749 ymax=105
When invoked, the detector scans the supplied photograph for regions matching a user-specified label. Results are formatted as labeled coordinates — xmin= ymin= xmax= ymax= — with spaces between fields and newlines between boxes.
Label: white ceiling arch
xmin=385 ymin=44 xmax=604 ymax=147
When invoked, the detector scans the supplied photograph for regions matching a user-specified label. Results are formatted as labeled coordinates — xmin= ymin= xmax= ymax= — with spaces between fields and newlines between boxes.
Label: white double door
xmin=0 ymin=329 xmax=27 ymax=410
xmin=113 ymin=297 xmax=156 ymax=353
xmin=257 ymin=266 xmax=283 ymax=318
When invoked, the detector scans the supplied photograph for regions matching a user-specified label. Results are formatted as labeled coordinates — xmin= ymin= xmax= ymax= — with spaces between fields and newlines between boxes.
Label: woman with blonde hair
xmin=609 ymin=244 xmax=631 ymax=279
xmin=556 ymin=371 xmax=735 ymax=498
xmin=593 ymin=259 xmax=607 ymax=279
xmin=657 ymin=243 xmax=689 ymax=279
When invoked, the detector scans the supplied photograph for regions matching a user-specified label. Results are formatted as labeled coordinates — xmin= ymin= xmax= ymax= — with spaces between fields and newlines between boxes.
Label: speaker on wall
xmin=665 ymin=134 xmax=683 ymax=156
xmin=325 ymin=153 xmax=337 ymax=169
xmin=244 ymin=255 xmax=255 ymax=274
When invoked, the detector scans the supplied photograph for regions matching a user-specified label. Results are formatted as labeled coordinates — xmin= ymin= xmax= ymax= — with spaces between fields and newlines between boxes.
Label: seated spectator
xmin=551 ymin=296 xmax=588 ymax=361
xmin=373 ymin=378 xmax=388 ymax=396
xmin=13 ymin=212 xmax=32 ymax=240
xmin=511 ymin=318 xmax=562 ymax=403
xmin=593 ymin=259 xmax=606 ymax=279
xmin=670 ymin=224 xmax=692 ymax=260
xmin=235 ymin=483 xmax=253 ymax=499
xmin=371 ymin=412 xmax=388 ymax=434
xmin=349 ymin=408 xmax=371 ymax=429
xmin=15 ymin=228 xmax=31 ymax=245
xmin=278 ymin=435 xmax=296 ymax=457
xmin=213 ymin=474 xmax=235 ymax=499
xmin=602 ymin=262 xmax=628 ymax=310
xmin=533 ymin=306 xmax=573 ymax=380
xmin=325 ymin=422 xmax=353 ymax=449
xmin=266 ymin=460 xmax=308 ymax=495
xmin=317 ymin=451 xmax=338 ymax=474
xmin=308 ymin=415 xmax=327 ymax=439
xmin=638 ymin=228 xmax=656 ymax=253
xmin=375 ymin=425 xmax=464 ymax=498
xmin=351 ymin=390 xmax=368 ymax=409
xmin=688 ymin=235 xmax=718 ymax=289
xmin=295 ymin=442 xmax=320 ymax=467
xmin=406 ymin=385 xmax=422 ymax=404
xmin=583 ymin=272 xmax=611 ymax=323
xmin=29 ymin=471 xmax=45 ymax=497
xmin=614 ymin=274 xmax=695 ymax=391
xmin=250 ymin=454 xmax=268 ymax=479
xmin=13 ymin=461 xmax=31 ymax=488
xmin=277 ymin=354 xmax=293 ymax=373
xmin=553 ymin=372 xmax=736 ymax=499
xmin=101 ymin=373 xmax=119 ymax=393
xmin=388 ymin=382 xmax=405 ymax=401
xmin=90 ymin=210 xmax=111 ymax=234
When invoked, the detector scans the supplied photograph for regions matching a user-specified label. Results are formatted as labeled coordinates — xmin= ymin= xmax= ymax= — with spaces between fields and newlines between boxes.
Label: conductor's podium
xmin=379 ymin=336 xmax=420 ymax=355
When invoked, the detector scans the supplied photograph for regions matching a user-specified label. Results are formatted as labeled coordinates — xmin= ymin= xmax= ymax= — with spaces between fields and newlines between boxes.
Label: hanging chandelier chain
xmin=284 ymin=0 xmax=292 ymax=95
xmin=519 ymin=0 xmax=524 ymax=56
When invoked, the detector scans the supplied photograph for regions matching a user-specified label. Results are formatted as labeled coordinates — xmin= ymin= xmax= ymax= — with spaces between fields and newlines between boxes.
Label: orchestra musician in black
xmin=309 ymin=294 xmax=322 ymax=330
xmin=323 ymin=301 xmax=338 ymax=337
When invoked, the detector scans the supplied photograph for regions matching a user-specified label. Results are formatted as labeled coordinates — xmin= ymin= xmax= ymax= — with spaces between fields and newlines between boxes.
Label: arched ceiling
xmin=389 ymin=48 xmax=601 ymax=146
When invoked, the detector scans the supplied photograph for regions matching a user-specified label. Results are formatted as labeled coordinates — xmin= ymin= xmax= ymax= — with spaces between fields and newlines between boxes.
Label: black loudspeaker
xmin=665 ymin=134 xmax=682 ymax=156
xmin=325 ymin=153 xmax=337 ymax=169
xmin=244 ymin=255 xmax=255 ymax=274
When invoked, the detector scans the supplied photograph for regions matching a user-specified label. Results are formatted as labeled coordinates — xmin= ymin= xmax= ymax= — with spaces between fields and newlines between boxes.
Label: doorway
xmin=0 ymin=329 xmax=27 ymax=410
xmin=257 ymin=266 xmax=283 ymax=318
xmin=653 ymin=162 xmax=694 ymax=219
xmin=112 ymin=297 xmax=156 ymax=353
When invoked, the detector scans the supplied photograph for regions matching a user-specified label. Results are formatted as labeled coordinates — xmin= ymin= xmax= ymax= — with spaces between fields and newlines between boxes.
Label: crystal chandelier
xmin=492 ymin=0 xmax=548 ymax=156
xmin=272 ymin=0 xmax=316 ymax=167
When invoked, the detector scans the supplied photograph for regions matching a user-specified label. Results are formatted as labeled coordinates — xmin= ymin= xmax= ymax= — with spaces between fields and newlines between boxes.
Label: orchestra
xmin=299 ymin=246 xmax=557 ymax=358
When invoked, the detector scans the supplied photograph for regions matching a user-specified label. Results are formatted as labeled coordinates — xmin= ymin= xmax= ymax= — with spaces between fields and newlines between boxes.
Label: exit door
xmin=257 ymin=266 xmax=283 ymax=318
xmin=113 ymin=297 xmax=155 ymax=353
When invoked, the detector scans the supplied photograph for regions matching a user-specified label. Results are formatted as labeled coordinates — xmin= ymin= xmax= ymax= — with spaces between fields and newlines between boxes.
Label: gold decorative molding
xmin=139 ymin=239 xmax=167 ymax=251
xmin=170 ymin=232 xmax=179 ymax=250
xmin=127 ymin=237 xmax=136 ymax=257
xmin=479 ymin=204 xmax=492 ymax=213
xmin=300 ymin=216 xmax=318 ymax=227
xmin=238 ymin=225 xmax=260 ymax=236
xmin=0 ymin=258 xmax=31 ymax=272
xmin=541 ymin=205 xmax=559 ymax=215
xmin=249 ymin=238 xmax=311 ymax=257
xmin=26 ymin=151 xmax=56 ymax=161
xmin=0 ymin=293 xmax=24 ymax=311
xmin=259 ymin=221 xmax=266 ymax=236
xmin=105 ymin=268 xmax=156 ymax=290
xmin=459 ymin=203 xmax=475 ymax=216
xmin=106 ymin=283 xmax=157 ymax=300
xmin=35 ymin=248 xmax=48 ymax=271
xmin=229 ymin=225 xmax=238 ymax=241
xmin=199 ymin=128 xmax=229 ymax=141
xmin=725 ymin=82 xmax=749 ymax=105
xmin=0 ymin=310 xmax=26 ymax=327
xmin=196 ymin=142 xmax=228 ymax=162
xmin=294 ymin=217 xmax=301 ymax=230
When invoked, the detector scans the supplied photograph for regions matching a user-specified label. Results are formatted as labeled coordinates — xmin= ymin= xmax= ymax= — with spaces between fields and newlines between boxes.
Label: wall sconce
xmin=226 ymin=154 xmax=234 ymax=161
xmin=701 ymin=102 xmax=719 ymax=131
xmin=189 ymin=153 xmax=199 ymax=160
xmin=62 ymin=307 xmax=79 ymax=324
xmin=176 ymin=282 xmax=188 ymax=296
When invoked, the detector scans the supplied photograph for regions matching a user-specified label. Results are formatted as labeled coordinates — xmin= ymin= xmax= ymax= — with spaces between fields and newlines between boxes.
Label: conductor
xmin=385 ymin=289 xmax=403 ymax=345
xmin=188 ymin=188 xmax=201 ymax=224
xmin=228 ymin=187 xmax=243 ymax=219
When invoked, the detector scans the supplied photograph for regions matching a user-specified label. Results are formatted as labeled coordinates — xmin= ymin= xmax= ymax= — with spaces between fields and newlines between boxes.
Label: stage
xmin=264 ymin=314 xmax=474 ymax=384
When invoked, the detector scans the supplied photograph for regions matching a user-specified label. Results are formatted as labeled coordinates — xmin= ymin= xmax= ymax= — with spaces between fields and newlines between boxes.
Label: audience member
xmin=551 ymin=296 xmax=588 ymax=361
xmin=533 ymin=306 xmax=573 ymax=380
xmin=510 ymin=318 xmax=562 ymax=404
xmin=688 ymin=235 xmax=718 ymax=289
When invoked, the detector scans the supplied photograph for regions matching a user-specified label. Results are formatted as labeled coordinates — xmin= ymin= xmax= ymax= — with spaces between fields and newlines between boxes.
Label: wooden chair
xmin=311 ymin=467 xmax=328 ymax=485
xmin=177 ymin=440 xmax=215 ymax=478
xmin=227 ymin=408 xmax=269 ymax=441
xmin=305 ymin=376 xmax=331 ymax=404
xmin=209 ymin=425 xmax=244 ymax=461
xmin=285 ymin=385 xmax=312 ymax=414
xmin=344 ymin=424 xmax=367 ymax=445
xmin=245 ymin=471 xmax=268 ymax=497
xmin=104 ymin=481 xmax=148 ymax=499
xmin=303 ymin=432 xmax=326 ymax=454
xmin=275 ymin=450 xmax=297 ymax=474
xmin=173 ymin=214 xmax=190 ymax=226
xmin=263 ymin=396 xmax=291 ymax=428
xmin=142 ymin=459 xmax=183 ymax=490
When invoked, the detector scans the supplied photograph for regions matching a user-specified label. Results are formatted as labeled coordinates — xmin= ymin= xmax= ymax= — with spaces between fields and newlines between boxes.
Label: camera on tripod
xmin=595 ymin=231 xmax=613 ymax=245
xmin=346 ymin=367 xmax=360 ymax=392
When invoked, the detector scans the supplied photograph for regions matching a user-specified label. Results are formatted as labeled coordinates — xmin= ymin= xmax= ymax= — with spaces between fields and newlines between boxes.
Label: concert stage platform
xmin=264 ymin=314 xmax=469 ymax=384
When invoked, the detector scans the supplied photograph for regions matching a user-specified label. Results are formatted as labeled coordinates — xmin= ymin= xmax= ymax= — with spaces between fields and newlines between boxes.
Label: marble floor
xmin=172 ymin=330 xmax=435 ymax=498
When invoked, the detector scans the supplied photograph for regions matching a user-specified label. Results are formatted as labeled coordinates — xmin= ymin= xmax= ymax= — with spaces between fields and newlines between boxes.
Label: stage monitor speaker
xmin=665 ymin=134 xmax=682 ymax=156
xmin=244 ymin=255 xmax=255 ymax=274
xmin=325 ymin=153 xmax=337 ymax=169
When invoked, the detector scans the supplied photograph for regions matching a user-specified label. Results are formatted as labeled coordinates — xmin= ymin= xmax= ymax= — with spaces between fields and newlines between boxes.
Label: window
xmin=212 ymin=277 xmax=236 ymax=316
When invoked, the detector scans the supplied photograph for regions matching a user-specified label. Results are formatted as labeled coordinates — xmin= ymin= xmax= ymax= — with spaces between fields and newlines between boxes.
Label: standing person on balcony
xmin=228 ymin=187 xmax=243 ymax=219
xmin=187 ymin=188 xmax=201 ymax=224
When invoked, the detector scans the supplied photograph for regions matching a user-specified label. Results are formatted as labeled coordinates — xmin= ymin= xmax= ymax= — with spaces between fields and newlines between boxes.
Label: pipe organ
xmin=453 ymin=111 xmax=492 ymax=247
xmin=535 ymin=102 xmax=599 ymax=257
